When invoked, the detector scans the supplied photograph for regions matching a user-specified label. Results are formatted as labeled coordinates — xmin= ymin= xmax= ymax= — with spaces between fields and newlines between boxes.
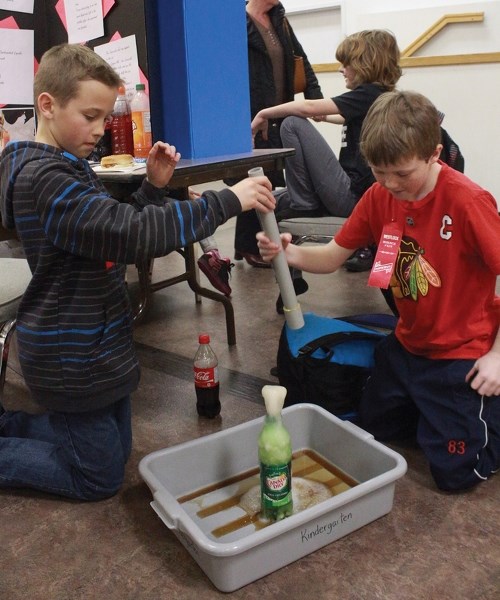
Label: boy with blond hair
xmin=0 ymin=43 xmax=275 ymax=500
xmin=258 ymin=90 xmax=500 ymax=491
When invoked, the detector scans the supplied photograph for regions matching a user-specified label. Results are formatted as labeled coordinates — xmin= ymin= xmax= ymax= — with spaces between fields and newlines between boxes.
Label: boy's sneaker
xmin=344 ymin=247 xmax=374 ymax=272
xmin=197 ymin=250 xmax=233 ymax=296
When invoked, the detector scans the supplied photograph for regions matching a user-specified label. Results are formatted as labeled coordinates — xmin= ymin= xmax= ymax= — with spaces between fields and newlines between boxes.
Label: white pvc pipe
xmin=248 ymin=167 xmax=304 ymax=329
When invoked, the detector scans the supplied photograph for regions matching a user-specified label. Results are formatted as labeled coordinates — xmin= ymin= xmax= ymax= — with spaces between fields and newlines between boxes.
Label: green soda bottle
xmin=259 ymin=385 xmax=293 ymax=521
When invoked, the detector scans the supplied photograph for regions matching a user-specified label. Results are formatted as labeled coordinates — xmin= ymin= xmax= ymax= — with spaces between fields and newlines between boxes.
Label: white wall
xmin=283 ymin=7 xmax=342 ymax=64
xmin=285 ymin=0 xmax=500 ymax=203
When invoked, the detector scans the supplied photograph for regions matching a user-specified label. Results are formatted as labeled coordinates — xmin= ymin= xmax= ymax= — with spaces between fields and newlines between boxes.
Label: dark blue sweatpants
xmin=359 ymin=334 xmax=500 ymax=491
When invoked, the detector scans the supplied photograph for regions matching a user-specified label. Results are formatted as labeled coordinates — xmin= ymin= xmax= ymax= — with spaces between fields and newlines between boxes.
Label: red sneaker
xmin=197 ymin=250 xmax=233 ymax=296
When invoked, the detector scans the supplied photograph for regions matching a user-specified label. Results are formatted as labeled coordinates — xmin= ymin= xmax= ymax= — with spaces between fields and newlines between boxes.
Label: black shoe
xmin=234 ymin=250 xmax=271 ymax=268
xmin=344 ymin=247 xmax=374 ymax=272
xmin=276 ymin=277 xmax=309 ymax=314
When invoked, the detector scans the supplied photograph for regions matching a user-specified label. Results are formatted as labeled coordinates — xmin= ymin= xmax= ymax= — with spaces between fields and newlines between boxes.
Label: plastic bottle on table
xmin=111 ymin=85 xmax=134 ymax=156
xmin=193 ymin=333 xmax=221 ymax=418
xmin=130 ymin=83 xmax=152 ymax=159
xmin=88 ymin=119 xmax=111 ymax=162
xmin=259 ymin=385 xmax=293 ymax=521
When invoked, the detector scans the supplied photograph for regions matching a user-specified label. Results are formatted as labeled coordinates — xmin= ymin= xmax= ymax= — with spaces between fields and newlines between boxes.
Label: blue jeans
xmin=280 ymin=116 xmax=357 ymax=216
xmin=0 ymin=396 xmax=132 ymax=500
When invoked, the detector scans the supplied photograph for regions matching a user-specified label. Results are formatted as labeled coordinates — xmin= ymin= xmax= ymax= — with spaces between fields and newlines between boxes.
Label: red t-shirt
xmin=335 ymin=163 xmax=500 ymax=359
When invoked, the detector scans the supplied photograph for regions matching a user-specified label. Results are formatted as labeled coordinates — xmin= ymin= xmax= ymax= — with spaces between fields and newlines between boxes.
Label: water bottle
xmin=111 ymin=85 xmax=134 ymax=156
xmin=259 ymin=385 xmax=293 ymax=521
xmin=130 ymin=83 xmax=152 ymax=159
xmin=193 ymin=333 xmax=221 ymax=418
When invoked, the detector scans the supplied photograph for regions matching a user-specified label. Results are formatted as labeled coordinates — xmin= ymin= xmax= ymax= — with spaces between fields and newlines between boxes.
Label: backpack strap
xmin=440 ymin=127 xmax=465 ymax=173
xmin=298 ymin=330 xmax=384 ymax=358
xmin=339 ymin=313 xmax=398 ymax=330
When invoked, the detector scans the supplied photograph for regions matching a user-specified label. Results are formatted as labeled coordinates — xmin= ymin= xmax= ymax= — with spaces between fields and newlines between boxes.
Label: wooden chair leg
xmin=0 ymin=318 xmax=17 ymax=404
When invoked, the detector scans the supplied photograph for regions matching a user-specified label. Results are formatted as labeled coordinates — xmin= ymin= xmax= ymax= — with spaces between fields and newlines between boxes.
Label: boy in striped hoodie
xmin=0 ymin=44 xmax=275 ymax=500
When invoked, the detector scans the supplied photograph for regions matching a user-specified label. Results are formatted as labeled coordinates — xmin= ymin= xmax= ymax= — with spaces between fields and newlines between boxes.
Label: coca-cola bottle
xmin=193 ymin=333 xmax=221 ymax=418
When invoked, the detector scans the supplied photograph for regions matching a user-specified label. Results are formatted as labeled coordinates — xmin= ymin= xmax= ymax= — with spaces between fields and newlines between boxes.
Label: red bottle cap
xmin=199 ymin=333 xmax=210 ymax=344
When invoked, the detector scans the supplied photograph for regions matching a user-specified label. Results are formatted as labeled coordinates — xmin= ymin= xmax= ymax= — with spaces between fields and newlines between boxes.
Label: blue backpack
xmin=276 ymin=312 xmax=397 ymax=421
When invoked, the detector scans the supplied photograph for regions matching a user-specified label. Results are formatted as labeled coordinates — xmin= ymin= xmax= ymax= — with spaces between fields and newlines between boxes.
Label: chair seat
xmin=278 ymin=216 xmax=347 ymax=244
xmin=0 ymin=258 xmax=32 ymax=321
xmin=0 ymin=237 xmax=30 ymax=400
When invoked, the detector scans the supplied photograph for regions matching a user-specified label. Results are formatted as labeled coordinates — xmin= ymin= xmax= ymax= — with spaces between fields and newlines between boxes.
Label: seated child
xmin=252 ymin=29 xmax=403 ymax=276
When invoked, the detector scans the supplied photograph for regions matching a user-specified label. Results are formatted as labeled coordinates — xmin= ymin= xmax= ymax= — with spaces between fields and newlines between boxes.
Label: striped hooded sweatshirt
xmin=0 ymin=142 xmax=241 ymax=412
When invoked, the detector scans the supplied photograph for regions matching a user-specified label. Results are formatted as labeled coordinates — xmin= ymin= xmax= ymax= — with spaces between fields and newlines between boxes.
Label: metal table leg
xmin=132 ymin=246 xmax=236 ymax=346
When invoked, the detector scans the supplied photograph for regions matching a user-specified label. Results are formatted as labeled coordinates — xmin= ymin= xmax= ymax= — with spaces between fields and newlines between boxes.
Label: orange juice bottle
xmin=130 ymin=83 xmax=152 ymax=159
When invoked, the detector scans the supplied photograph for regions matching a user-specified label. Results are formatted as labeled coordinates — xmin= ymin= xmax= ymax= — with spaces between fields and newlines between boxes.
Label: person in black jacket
xmin=0 ymin=44 xmax=275 ymax=501
xmin=232 ymin=0 xmax=323 ymax=268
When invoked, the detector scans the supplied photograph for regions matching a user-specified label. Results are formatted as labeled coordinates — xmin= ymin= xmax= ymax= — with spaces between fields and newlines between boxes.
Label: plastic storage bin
xmin=139 ymin=403 xmax=407 ymax=592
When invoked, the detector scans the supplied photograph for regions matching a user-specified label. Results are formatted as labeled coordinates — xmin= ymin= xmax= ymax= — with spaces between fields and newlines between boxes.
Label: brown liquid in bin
xmin=178 ymin=449 xmax=358 ymax=539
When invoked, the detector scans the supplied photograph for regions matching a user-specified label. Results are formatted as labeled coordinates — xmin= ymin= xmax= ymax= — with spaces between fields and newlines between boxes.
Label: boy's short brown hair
xmin=34 ymin=44 xmax=121 ymax=112
xmin=335 ymin=30 xmax=402 ymax=90
xmin=360 ymin=90 xmax=441 ymax=167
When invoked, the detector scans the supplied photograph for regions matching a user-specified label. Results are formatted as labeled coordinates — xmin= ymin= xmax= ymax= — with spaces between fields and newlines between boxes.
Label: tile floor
xmin=1 ymin=215 xmax=499 ymax=600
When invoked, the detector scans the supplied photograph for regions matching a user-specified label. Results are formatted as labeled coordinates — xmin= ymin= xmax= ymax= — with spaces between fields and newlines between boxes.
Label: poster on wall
xmin=0 ymin=0 xmax=34 ymax=13
xmin=94 ymin=35 xmax=142 ymax=99
xmin=63 ymin=0 xmax=104 ymax=44
xmin=0 ymin=27 xmax=34 ymax=105
xmin=0 ymin=107 xmax=36 ymax=151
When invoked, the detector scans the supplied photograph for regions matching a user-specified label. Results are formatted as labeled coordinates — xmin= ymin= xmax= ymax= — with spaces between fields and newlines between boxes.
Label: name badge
xmin=368 ymin=222 xmax=403 ymax=289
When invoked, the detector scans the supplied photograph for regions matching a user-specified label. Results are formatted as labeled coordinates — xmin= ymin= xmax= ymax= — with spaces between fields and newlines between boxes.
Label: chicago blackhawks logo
xmin=390 ymin=237 xmax=441 ymax=301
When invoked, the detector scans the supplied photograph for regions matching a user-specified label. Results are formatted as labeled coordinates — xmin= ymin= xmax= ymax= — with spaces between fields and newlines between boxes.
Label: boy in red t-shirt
xmin=257 ymin=90 xmax=500 ymax=491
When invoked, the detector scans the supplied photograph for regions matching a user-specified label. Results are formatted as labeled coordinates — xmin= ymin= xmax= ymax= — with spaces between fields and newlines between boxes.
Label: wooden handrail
xmin=314 ymin=52 xmax=500 ymax=72
xmin=401 ymin=12 xmax=484 ymax=57
xmin=312 ymin=11 xmax=499 ymax=71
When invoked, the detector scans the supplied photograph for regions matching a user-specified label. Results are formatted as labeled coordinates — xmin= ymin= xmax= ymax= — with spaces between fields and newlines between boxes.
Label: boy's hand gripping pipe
xmin=248 ymin=167 xmax=304 ymax=330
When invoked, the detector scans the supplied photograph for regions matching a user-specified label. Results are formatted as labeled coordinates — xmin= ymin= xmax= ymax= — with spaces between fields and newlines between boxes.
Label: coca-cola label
xmin=194 ymin=366 xmax=218 ymax=388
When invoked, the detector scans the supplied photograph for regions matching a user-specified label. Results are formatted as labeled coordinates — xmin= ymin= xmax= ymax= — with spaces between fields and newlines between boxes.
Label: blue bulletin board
xmin=144 ymin=0 xmax=252 ymax=159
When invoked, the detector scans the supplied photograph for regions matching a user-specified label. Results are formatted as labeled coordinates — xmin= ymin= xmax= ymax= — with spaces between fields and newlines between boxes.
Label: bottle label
xmin=132 ymin=110 xmax=152 ymax=157
xmin=194 ymin=366 xmax=218 ymax=388
xmin=260 ymin=461 xmax=292 ymax=507
xmin=143 ymin=111 xmax=152 ymax=133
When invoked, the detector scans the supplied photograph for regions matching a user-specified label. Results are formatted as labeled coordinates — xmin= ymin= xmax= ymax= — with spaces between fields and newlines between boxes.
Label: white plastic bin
xmin=139 ymin=403 xmax=407 ymax=592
